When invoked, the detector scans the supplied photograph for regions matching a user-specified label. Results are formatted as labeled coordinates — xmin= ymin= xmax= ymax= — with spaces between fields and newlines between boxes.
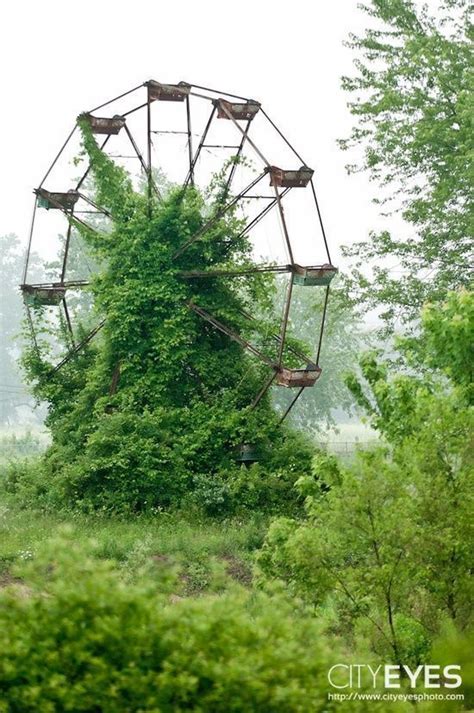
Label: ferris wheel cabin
xmin=146 ymin=80 xmax=191 ymax=102
xmin=269 ymin=166 xmax=314 ymax=188
xmin=21 ymin=284 xmax=66 ymax=307
xmin=79 ymin=113 xmax=126 ymax=135
xmin=276 ymin=366 xmax=322 ymax=388
xmin=293 ymin=264 xmax=338 ymax=287
xmin=35 ymin=189 xmax=79 ymax=211
xmin=215 ymin=99 xmax=261 ymax=121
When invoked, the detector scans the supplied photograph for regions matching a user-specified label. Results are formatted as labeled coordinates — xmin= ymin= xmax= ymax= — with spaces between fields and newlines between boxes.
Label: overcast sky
xmin=1 ymin=0 xmax=397 ymax=270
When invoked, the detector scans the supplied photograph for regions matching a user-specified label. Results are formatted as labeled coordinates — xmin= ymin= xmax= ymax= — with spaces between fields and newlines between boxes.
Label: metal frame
xmin=22 ymin=79 xmax=336 ymax=423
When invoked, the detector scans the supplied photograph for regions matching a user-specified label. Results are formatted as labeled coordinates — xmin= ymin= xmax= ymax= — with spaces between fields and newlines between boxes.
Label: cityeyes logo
xmin=327 ymin=664 xmax=462 ymax=690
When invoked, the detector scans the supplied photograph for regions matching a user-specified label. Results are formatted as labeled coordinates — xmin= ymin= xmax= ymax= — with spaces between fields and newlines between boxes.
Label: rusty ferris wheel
xmin=21 ymin=79 xmax=337 ymax=435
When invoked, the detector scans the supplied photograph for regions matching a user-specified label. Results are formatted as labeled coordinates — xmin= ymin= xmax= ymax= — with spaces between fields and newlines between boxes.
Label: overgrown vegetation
xmin=258 ymin=290 xmax=473 ymax=669
xmin=20 ymin=120 xmax=314 ymax=514
xmin=1 ymin=0 xmax=472 ymax=709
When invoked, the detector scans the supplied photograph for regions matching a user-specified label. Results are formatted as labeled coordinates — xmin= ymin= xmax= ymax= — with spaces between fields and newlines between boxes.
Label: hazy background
xmin=0 ymin=0 xmax=406 ymax=443
xmin=0 ymin=0 xmax=390 ymax=259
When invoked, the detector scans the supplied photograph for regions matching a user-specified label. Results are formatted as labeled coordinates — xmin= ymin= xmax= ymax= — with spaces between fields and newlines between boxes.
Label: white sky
xmin=0 ymin=0 xmax=393 ymax=271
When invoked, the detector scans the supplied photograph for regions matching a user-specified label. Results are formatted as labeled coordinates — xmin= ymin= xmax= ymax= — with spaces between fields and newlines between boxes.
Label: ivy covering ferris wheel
xmin=21 ymin=79 xmax=337 ymax=459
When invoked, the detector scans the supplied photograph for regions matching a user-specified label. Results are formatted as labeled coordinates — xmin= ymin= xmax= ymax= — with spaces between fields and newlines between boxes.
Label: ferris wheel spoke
xmin=51 ymin=320 xmax=106 ymax=374
xmin=123 ymin=124 xmax=161 ymax=201
xmin=217 ymin=100 xmax=269 ymax=167
xmin=260 ymin=108 xmax=305 ymax=165
xmin=189 ymin=84 xmax=253 ymax=102
xmin=221 ymin=117 xmax=253 ymax=201
xmin=277 ymin=274 xmax=294 ymax=367
xmin=278 ymin=386 xmax=306 ymax=424
xmin=185 ymin=96 xmax=194 ymax=187
xmin=310 ymin=178 xmax=332 ymax=264
xmin=173 ymin=170 xmax=267 ymax=259
xmin=315 ymin=285 xmax=330 ymax=365
xmin=61 ymin=297 xmax=76 ymax=348
xmin=23 ymin=199 xmax=37 ymax=285
xmin=38 ymin=125 xmax=77 ymax=189
xmin=236 ymin=187 xmax=292 ymax=239
xmin=251 ymin=372 xmax=277 ymax=409
xmin=239 ymin=308 xmax=316 ymax=367
xmin=183 ymin=105 xmax=216 ymax=189
xmin=88 ymin=83 xmax=144 ymax=114
xmin=60 ymin=215 xmax=74 ymax=283
xmin=75 ymin=135 xmax=111 ymax=191
xmin=187 ymin=302 xmax=276 ymax=369
xmin=272 ymin=183 xmax=295 ymax=265
xmin=179 ymin=264 xmax=292 ymax=279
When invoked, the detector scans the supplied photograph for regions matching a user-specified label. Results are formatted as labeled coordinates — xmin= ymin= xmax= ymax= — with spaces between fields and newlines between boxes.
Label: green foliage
xmin=20 ymin=118 xmax=313 ymax=513
xmin=274 ymin=282 xmax=369 ymax=430
xmin=429 ymin=626 xmax=474 ymax=711
xmin=340 ymin=0 xmax=473 ymax=328
xmin=419 ymin=289 xmax=473 ymax=399
xmin=0 ymin=534 xmax=369 ymax=713
xmin=258 ymin=295 xmax=473 ymax=665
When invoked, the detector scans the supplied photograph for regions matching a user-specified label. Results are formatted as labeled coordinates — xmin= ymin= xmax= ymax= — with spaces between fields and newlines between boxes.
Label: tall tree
xmin=0 ymin=234 xmax=41 ymax=425
xmin=340 ymin=0 xmax=473 ymax=329
xmin=258 ymin=291 xmax=473 ymax=663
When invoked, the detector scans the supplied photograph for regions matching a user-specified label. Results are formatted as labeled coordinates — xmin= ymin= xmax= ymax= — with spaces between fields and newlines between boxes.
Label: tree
xmin=273 ymin=283 xmax=368 ymax=432
xmin=0 ymin=234 xmax=42 ymax=425
xmin=340 ymin=0 xmax=473 ymax=329
xmin=257 ymin=292 xmax=473 ymax=663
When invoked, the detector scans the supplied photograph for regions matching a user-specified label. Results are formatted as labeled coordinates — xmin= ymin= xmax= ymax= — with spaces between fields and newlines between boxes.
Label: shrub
xmin=0 ymin=535 xmax=385 ymax=712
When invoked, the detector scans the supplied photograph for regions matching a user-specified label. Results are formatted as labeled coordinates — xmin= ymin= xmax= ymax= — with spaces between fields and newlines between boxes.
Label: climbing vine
xmin=21 ymin=120 xmax=313 ymax=512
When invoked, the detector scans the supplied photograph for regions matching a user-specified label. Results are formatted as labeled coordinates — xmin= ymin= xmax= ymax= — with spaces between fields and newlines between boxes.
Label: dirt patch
xmin=220 ymin=554 xmax=253 ymax=586
xmin=150 ymin=553 xmax=170 ymax=565
xmin=0 ymin=571 xmax=23 ymax=588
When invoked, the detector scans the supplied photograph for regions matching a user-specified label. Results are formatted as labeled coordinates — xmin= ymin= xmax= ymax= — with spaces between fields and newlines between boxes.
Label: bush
xmin=0 ymin=534 xmax=384 ymax=712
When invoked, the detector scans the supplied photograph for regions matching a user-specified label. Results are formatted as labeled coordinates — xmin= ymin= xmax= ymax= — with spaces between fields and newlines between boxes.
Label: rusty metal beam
xmin=217 ymin=101 xmax=270 ymax=167
xmin=251 ymin=372 xmax=277 ymax=409
xmin=190 ymin=83 xmax=252 ymax=102
xmin=60 ymin=214 xmax=74 ymax=283
xmin=88 ymin=83 xmax=144 ymax=113
xmin=38 ymin=125 xmax=77 ymax=189
xmin=22 ymin=199 xmax=37 ymax=285
xmin=273 ymin=184 xmax=294 ymax=265
xmin=260 ymin=108 xmax=305 ymax=165
xmin=62 ymin=297 xmax=76 ymax=348
xmin=240 ymin=308 xmax=316 ymax=367
xmin=185 ymin=95 xmax=194 ymax=187
xmin=75 ymin=135 xmax=111 ymax=191
xmin=183 ymin=105 xmax=216 ymax=189
xmin=21 ymin=280 xmax=90 ymax=289
xmin=221 ymin=117 xmax=252 ymax=200
xmin=123 ymin=124 xmax=161 ymax=201
xmin=51 ymin=319 xmax=105 ymax=373
xmin=237 ymin=187 xmax=291 ymax=239
xmin=188 ymin=302 xmax=276 ymax=368
xmin=173 ymin=171 xmax=266 ymax=259
xmin=278 ymin=274 xmax=294 ymax=367
xmin=310 ymin=178 xmax=332 ymax=264
xmin=316 ymin=285 xmax=330 ymax=364
xmin=278 ymin=386 xmax=305 ymax=424
xmin=179 ymin=264 xmax=292 ymax=279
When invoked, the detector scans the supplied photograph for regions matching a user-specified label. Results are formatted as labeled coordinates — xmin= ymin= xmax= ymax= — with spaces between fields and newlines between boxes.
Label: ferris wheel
xmin=21 ymin=79 xmax=337 ymax=436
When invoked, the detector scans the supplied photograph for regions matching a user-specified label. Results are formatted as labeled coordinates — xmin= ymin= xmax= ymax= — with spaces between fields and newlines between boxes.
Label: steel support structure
xmin=22 ymin=79 xmax=335 ymax=427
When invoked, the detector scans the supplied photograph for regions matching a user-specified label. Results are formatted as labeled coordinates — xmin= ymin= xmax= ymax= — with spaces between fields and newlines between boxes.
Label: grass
xmin=0 ymin=497 xmax=266 ymax=595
